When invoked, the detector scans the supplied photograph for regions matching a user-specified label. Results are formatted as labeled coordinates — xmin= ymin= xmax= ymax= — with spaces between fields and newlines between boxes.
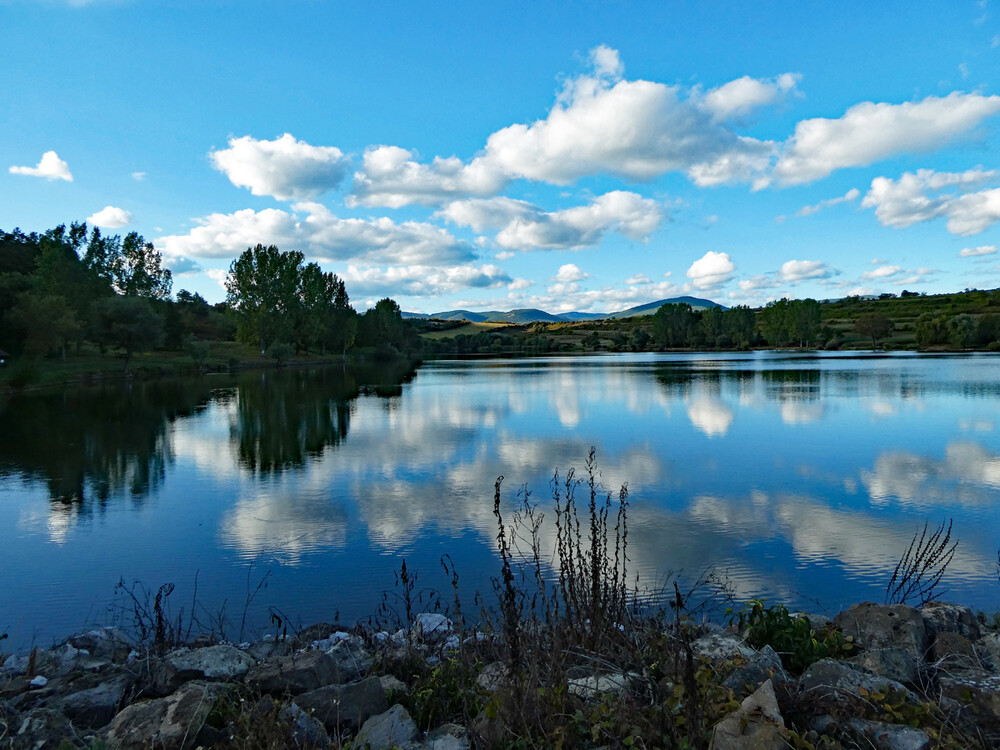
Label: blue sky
xmin=3 ymin=1 xmax=1000 ymax=313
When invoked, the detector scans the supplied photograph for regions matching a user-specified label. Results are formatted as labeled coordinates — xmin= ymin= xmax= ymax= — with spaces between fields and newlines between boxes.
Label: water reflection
xmin=4 ymin=352 xmax=1000 ymax=649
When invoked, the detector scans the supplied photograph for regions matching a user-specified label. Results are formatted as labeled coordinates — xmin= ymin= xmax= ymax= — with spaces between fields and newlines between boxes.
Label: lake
xmin=3 ymin=352 xmax=1000 ymax=650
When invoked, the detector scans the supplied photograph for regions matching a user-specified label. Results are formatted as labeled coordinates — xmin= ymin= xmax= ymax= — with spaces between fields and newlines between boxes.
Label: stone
xmin=153 ymin=644 xmax=256 ymax=694
xmin=722 ymin=645 xmax=787 ymax=695
xmin=939 ymin=671 xmax=1000 ymax=721
xmin=27 ymin=677 xmax=46 ymax=689
xmin=66 ymin=627 xmax=134 ymax=662
xmin=848 ymin=647 xmax=919 ymax=685
xmin=424 ymin=722 xmax=471 ymax=750
xmin=846 ymin=719 xmax=931 ymax=750
xmin=977 ymin=633 xmax=1000 ymax=672
xmin=709 ymin=679 xmax=788 ymax=750
xmin=412 ymin=613 xmax=452 ymax=641
xmin=247 ymin=649 xmax=341 ymax=695
xmin=295 ymin=676 xmax=388 ymax=734
xmin=53 ymin=675 xmax=132 ymax=729
xmin=931 ymin=631 xmax=977 ymax=670
xmin=476 ymin=662 xmax=509 ymax=692
xmin=798 ymin=659 xmax=915 ymax=703
xmin=833 ymin=602 xmax=929 ymax=659
xmin=353 ymin=703 xmax=419 ymax=749
xmin=12 ymin=707 xmax=75 ymax=750
xmin=379 ymin=674 xmax=407 ymax=694
xmin=692 ymin=632 xmax=756 ymax=663
xmin=107 ymin=681 xmax=232 ymax=750
xmin=323 ymin=636 xmax=373 ymax=682
xmin=281 ymin=701 xmax=331 ymax=748
xmin=566 ymin=672 xmax=636 ymax=701
xmin=921 ymin=602 xmax=981 ymax=641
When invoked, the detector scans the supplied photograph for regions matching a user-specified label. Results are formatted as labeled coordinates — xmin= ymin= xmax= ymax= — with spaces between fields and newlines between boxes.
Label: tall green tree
xmin=226 ymin=244 xmax=305 ymax=353
xmin=113 ymin=232 xmax=172 ymax=299
xmin=92 ymin=296 xmax=165 ymax=372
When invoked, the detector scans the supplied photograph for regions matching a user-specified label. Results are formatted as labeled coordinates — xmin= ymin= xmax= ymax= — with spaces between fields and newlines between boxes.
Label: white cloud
xmin=861 ymin=168 xmax=1000 ymax=235
xmin=439 ymin=190 xmax=663 ymax=251
xmin=780 ymin=259 xmax=836 ymax=283
xmin=960 ymin=244 xmax=997 ymax=257
xmin=554 ymin=263 xmax=588 ymax=283
xmin=771 ymin=93 xmax=1000 ymax=185
xmin=738 ymin=274 xmax=780 ymax=292
xmin=205 ymin=268 xmax=228 ymax=288
xmin=686 ymin=251 xmax=736 ymax=290
xmin=348 ymin=146 xmax=505 ymax=208
xmin=508 ymin=278 xmax=533 ymax=290
xmin=87 ymin=205 xmax=132 ymax=228
xmin=796 ymin=187 xmax=860 ymax=216
xmin=131 ymin=171 xmax=146 ymax=181
xmin=9 ymin=150 xmax=73 ymax=181
xmin=625 ymin=273 xmax=651 ymax=284
xmin=701 ymin=72 xmax=800 ymax=122
xmin=860 ymin=264 xmax=903 ymax=280
xmin=494 ymin=250 xmax=515 ymax=260
xmin=209 ymin=133 xmax=350 ymax=201
xmin=342 ymin=263 xmax=511 ymax=297
xmin=165 ymin=256 xmax=202 ymax=275
xmin=156 ymin=203 xmax=476 ymax=268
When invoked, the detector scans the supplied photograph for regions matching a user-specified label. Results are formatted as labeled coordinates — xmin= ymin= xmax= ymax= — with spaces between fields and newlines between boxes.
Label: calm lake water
xmin=3 ymin=352 xmax=1000 ymax=650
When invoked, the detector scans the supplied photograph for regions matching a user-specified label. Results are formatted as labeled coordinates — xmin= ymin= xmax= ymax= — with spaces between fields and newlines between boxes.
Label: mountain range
xmin=403 ymin=296 xmax=724 ymax=324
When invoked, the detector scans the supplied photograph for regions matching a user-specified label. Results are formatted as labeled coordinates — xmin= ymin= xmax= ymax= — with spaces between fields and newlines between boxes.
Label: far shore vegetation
xmin=5 ymin=221 xmax=1000 ymax=390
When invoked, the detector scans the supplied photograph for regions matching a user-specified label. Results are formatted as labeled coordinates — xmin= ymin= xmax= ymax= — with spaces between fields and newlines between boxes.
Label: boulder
xmin=52 ymin=674 xmax=133 ymax=729
xmin=692 ymin=632 xmax=756 ymax=663
xmin=921 ymin=602 xmax=980 ymax=641
xmin=11 ymin=707 xmax=75 ymax=750
xmin=811 ymin=715 xmax=931 ymax=750
xmin=931 ymin=631 xmax=977 ymax=670
xmin=320 ymin=636 xmax=373 ymax=682
xmin=379 ymin=674 xmax=407 ymax=694
xmin=977 ymin=633 xmax=1000 ymax=672
xmin=280 ymin=701 xmax=331 ymax=748
xmin=799 ymin=659 xmax=916 ymax=703
xmin=424 ymin=723 xmax=471 ymax=750
xmin=722 ymin=644 xmax=787 ymax=695
xmin=353 ymin=703 xmax=419 ymax=749
xmin=295 ymin=676 xmax=388 ymax=734
xmin=153 ymin=644 xmax=256 ymax=693
xmin=566 ymin=672 xmax=636 ymax=701
xmin=833 ymin=603 xmax=929 ymax=659
xmin=65 ymin=627 xmax=135 ymax=662
xmin=412 ymin=613 xmax=452 ymax=642
xmin=106 ymin=681 xmax=232 ymax=750
xmin=939 ymin=671 xmax=1000 ymax=722
xmin=848 ymin=647 xmax=919 ymax=685
xmin=709 ymin=679 xmax=788 ymax=750
xmin=246 ymin=649 xmax=340 ymax=695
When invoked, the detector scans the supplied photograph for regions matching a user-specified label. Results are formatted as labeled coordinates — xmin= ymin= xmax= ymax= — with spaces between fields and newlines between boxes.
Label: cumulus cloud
xmin=771 ymin=93 xmax=1000 ymax=185
xmin=439 ymin=191 xmax=663 ymax=251
xmin=9 ymin=150 xmax=73 ymax=181
xmin=342 ymin=263 xmax=511 ymax=297
xmin=625 ymin=273 xmax=651 ymax=285
xmin=780 ymin=259 xmax=836 ymax=283
xmin=738 ymin=274 xmax=781 ymax=292
xmin=960 ymin=245 xmax=997 ymax=257
xmin=554 ymin=263 xmax=588 ymax=283
xmin=861 ymin=168 xmax=1000 ymax=235
xmin=350 ymin=48 xmax=779 ymax=206
xmin=348 ymin=146 xmax=505 ymax=208
xmin=686 ymin=251 xmax=736 ymax=291
xmin=796 ymin=188 xmax=860 ymax=216
xmin=860 ymin=264 xmax=903 ymax=280
xmin=701 ymin=73 xmax=800 ymax=122
xmin=87 ymin=205 xmax=132 ymax=228
xmin=131 ymin=171 xmax=146 ymax=181
xmin=165 ymin=256 xmax=202 ymax=275
xmin=156 ymin=203 xmax=476 ymax=268
xmin=209 ymin=133 xmax=350 ymax=201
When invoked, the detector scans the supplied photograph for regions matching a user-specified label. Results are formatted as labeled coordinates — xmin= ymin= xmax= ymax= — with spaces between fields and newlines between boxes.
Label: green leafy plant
xmin=729 ymin=599 xmax=854 ymax=674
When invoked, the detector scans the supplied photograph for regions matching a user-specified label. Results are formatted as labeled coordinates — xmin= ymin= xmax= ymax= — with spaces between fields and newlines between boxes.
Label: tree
xmin=93 ymin=296 xmax=164 ymax=372
xmin=8 ymin=293 xmax=81 ymax=359
xmin=225 ymin=245 xmax=305 ymax=352
xmin=112 ymin=232 xmax=172 ymax=299
xmin=651 ymin=303 xmax=697 ymax=348
xmin=854 ymin=313 xmax=894 ymax=348
xmin=948 ymin=314 xmax=976 ymax=350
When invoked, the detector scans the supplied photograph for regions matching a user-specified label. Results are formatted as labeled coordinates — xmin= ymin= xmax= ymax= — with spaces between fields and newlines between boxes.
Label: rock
xmin=66 ymin=626 xmax=134 ymax=662
xmin=931 ymin=631 xmax=977 ymax=670
xmin=567 ymin=672 xmax=636 ymax=701
xmin=476 ymin=662 xmax=509 ymax=692
xmin=977 ymin=633 xmax=1000 ymax=672
xmin=153 ymin=644 xmax=256 ymax=693
xmin=412 ymin=613 xmax=452 ymax=641
xmin=709 ymin=679 xmax=788 ymax=750
xmin=799 ymin=659 xmax=915 ymax=703
xmin=247 ymin=649 xmax=341 ymax=695
xmin=295 ymin=623 xmax=340 ymax=645
xmin=353 ymin=703 xmax=419 ymax=749
xmin=921 ymin=602 xmax=980 ymax=641
xmin=245 ymin=636 xmax=292 ymax=662
xmin=12 ymin=707 xmax=75 ymax=750
xmin=107 ymin=681 xmax=232 ymax=750
xmin=833 ymin=603 xmax=929 ymax=659
xmin=692 ymin=632 xmax=756 ymax=663
xmin=323 ymin=636 xmax=373 ymax=681
xmin=295 ymin=676 xmax=388 ymax=734
xmin=939 ymin=671 xmax=1000 ymax=722
xmin=52 ymin=675 xmax=132 ymax=729
xmin=810 ymin=715 xmax=930 ymax=750
xmin=424 ymin=722 xmax=471 ymax=750
xmin=794 ymin=612 xmax=832 ymax=631
xmin=281 ymin=701 xmax=331 ymax=748
xmin=27 ymin=677 xmax=46 ymax=689
xmin=380 ymin=674 xmax=407 ymax=694
xmin=849 ymin=647 xmax=919 ymax=685
xmin=722 ymin=645 xmax=787 ymax=695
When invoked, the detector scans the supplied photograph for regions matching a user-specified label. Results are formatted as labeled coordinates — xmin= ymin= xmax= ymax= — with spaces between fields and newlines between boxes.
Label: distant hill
xmin=403 ymin=296 xmax=724 ymax=323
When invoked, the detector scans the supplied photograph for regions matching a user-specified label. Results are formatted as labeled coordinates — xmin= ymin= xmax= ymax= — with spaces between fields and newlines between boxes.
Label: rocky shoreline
xmin=4 ymin=602 xmax=1000 ymax=749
